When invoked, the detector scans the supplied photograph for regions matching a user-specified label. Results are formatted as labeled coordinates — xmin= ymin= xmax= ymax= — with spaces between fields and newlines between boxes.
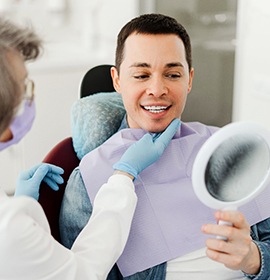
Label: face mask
xmin=0 ymin=100 xmax=36 ymax=151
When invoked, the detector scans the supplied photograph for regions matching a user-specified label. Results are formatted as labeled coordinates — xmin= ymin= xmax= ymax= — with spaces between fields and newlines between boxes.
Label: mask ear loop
xmin=13 ymin=78 xmax=35 ymax=118
xmin=25 ymin=78 xmax=35 ymax=105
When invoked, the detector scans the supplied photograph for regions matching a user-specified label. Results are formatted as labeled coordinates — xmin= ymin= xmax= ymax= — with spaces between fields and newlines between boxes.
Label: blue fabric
xmin=246 ymin=220 xmax=270 ymax=279
xmin=71 ymin=92 xmax=125 ymax=160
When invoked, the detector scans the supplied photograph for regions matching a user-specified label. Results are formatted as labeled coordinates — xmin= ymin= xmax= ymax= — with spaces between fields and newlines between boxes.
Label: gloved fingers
xmin=43 ymin=176 xmax=60 ymax=191
xmin=154 ymin=118 xmax=180 ymax=147
xmin=44 ymin=163 xmax=64 ymax=175
xmin=42 ymin=171 xmax=64 ymax=191
xmin=30 ymin=164 xmax=51 ymax=185
xmin=139 ymin=133 xmax=154 ymax=144
xmin=15 ymin=164 xmax=64 ymax=200
xmin=19 ymin=163 xmax=63 ymax=181
xmin=45 ymin=172 xmax=64 ymax=185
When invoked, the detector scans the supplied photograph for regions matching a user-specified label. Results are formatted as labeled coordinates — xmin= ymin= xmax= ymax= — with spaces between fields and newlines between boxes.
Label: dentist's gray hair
xmin=0 ymin=18 xmax=42 ymax=135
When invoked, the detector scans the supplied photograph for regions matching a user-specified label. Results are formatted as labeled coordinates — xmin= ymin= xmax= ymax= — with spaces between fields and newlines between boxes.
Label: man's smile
xmin=141 ymin=105 xmax=171 ymax=113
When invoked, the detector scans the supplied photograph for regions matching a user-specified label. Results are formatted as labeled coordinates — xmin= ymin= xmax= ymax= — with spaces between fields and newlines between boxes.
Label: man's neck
xmin=118 ymin=114 xmax=129 ymax=131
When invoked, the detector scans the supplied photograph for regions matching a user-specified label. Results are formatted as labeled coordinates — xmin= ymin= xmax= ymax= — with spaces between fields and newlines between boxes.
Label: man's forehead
xmin=122 ymin=35 xmax=187 ymax=69
xmin=123 ymin=33 xmax=185 ymax=55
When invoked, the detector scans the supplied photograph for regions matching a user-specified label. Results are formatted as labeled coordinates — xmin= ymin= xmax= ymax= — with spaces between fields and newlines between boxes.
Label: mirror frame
xmin=192 ymin=121 xmax=270 ymax=209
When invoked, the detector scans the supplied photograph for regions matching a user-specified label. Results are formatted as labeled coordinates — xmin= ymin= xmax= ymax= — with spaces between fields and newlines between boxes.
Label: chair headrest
xmin=71 ymin=92 xmax=126 ymax=160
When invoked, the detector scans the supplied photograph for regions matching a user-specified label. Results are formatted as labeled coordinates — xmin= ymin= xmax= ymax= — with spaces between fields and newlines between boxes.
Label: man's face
xmin=111 ymin=33 xmax=194 ymax=133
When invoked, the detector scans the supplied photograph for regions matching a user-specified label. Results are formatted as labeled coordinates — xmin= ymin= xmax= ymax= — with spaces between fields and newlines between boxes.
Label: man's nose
xmin=146 ymin=77 xmax=168 ymax=97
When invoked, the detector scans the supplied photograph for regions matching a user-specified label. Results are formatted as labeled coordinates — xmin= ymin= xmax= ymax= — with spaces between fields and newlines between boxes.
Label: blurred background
xmin=1 ymin=0 xmax=270 ymax=194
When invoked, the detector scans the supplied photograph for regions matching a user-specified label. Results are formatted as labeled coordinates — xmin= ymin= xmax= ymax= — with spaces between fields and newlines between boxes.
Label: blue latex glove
xmin=113 ymin=119 xmax=180 ymax=179
xmin=15 ymin=163 xmax=64 ymax=200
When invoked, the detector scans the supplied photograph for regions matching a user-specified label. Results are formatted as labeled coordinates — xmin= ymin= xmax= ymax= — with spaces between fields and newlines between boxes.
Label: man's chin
xmin=144 ymin=121 xmax=172 ymax=133
xmin=128 ymin=116 xmax=175 ymax=133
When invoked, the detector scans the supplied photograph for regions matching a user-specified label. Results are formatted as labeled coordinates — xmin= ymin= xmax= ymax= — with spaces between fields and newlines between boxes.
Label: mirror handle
xmin=216 ymin=206 xmax=237 ymax=240
xmin=216 ymin=220 xmax=233 ymax=240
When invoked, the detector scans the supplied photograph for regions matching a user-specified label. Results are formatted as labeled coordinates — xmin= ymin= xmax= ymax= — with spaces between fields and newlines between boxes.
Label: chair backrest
xmin=80 ymin=64 xmax=115 ymax=98
xmin=38 ymin=64 xmax=115 ymax=242
xmin=39 ymin=137 xmax=80 ymax=242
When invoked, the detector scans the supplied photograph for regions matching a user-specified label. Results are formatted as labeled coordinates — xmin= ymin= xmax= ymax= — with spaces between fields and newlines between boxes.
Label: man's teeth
xmin=143 ymin=106 xmax=168 ymax=113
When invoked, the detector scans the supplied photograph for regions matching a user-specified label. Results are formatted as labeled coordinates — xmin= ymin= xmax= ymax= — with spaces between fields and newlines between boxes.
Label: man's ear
xmin=188 ymin=67 xmax=194 ymax=93
xmin=111 ymin=66 xmax=121 ymax=93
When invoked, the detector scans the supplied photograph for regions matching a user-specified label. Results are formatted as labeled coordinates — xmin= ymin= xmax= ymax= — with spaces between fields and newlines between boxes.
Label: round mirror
xmin=192 ymin=122 xmax=270 ymax=210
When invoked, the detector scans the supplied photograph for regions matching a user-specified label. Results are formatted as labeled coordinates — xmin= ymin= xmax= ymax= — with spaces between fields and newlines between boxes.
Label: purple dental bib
xmin=79 ymin=122 xmax=270 ymax=277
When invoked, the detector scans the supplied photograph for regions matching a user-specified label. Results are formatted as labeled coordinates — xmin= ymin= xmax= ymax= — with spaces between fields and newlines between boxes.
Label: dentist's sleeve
xmin=72 ymin=174 xmax=137 ymax=279
xmin=0 ymin=174 xmax=137 ymax=280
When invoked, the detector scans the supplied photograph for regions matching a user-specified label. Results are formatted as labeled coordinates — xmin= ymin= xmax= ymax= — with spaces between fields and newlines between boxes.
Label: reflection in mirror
xmin=205 ymin=133 xmax=270 ymax=202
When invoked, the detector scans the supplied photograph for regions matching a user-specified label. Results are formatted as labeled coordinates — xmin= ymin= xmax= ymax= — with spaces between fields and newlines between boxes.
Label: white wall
xmin=0 ymin=0 xmax=140 ymax=194
xmin=233 ymin=0 xmax=270 ymax=128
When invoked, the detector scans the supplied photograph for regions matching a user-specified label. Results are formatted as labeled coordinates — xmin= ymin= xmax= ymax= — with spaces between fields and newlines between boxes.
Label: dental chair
xmin=38 ymin=64 xmax=117 ymax=242
xmin=38 ymin=137 xmax=79 ymax=242
xmin=80 ymin=64 xmax=114 ymax=98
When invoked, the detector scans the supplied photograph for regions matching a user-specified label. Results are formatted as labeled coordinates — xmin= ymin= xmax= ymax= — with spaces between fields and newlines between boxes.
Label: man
xmin=0 ymin=17 xmax=179 ymax=279
xmin=60 ymin=14 xmax=270 ymax=279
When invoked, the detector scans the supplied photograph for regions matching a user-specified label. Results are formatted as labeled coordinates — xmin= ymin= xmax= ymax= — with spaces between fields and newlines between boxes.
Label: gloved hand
xmin=113 ymin=118 xmax=180 ymax=179
xmin=15 ymin=163 xmax=64 ymax=200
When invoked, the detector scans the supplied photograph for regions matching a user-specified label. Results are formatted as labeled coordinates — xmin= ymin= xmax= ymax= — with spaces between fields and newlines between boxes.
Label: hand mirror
xmin=192 ymin=121 xmax=270 ymax=213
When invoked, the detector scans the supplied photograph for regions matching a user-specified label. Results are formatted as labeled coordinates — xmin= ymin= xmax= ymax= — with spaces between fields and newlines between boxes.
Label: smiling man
xmin=60 ymin=14 xmax=270 ymax=280
xmin=111 ymin=32 xmax=193 ymax=133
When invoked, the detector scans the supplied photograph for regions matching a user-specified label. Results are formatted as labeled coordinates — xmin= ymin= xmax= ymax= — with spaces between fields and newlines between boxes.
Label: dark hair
xmin=0 ymin=18 xmax=42 ymax=135
xmin=115 ymin=13 xmax=192 ymax=71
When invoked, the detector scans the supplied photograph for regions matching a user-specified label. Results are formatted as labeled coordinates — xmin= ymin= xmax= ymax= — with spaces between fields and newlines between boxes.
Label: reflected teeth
xmin=143 ymin=106 xmax=168 ymax=113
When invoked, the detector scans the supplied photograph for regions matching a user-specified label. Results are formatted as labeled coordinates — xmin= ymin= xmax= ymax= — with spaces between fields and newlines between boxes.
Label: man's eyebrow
xmin=129 ymin=62 xmax=185 ymax=69
xmin=129 ymin=63 xmax=151 ymax=68
xmin=165 ymin=62 xmax=184 ymax=68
